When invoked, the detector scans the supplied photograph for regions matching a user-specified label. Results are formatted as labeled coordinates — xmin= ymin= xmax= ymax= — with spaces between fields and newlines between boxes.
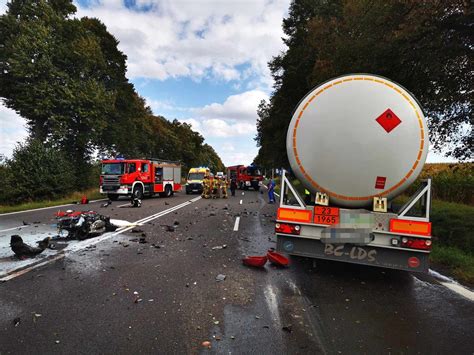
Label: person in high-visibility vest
xmin=202 ymin=176 xmax=210 ymax=199
xmin=212 ymin=177 xmax=220 ymax=199
xmin=220 ymin=178 xmax=228 ymax=198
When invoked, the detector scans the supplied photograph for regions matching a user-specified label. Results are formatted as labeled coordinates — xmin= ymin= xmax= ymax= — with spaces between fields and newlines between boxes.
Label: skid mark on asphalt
xmin=0 ymin=197 xmax=202 ymax=282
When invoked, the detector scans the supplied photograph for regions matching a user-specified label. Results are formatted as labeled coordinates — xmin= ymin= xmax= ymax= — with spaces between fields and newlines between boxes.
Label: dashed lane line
xmin=233 ymin=217 xmax=240 ymax=232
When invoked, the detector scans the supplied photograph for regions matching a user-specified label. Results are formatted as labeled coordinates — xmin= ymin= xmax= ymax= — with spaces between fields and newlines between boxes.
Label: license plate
xmin=314 ymin=206 xmax=340 ymax=225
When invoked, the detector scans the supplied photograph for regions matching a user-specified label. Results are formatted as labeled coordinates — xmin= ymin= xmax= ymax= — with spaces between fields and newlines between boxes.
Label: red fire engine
xmin=100 ymin=158 xmax=181 ymax=200
xmin=227 ymin=165 xmax=263 ymax=190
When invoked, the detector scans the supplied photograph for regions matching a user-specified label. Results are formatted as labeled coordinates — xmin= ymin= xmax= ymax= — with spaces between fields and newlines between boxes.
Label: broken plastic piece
xmin=242 ymin=256 xmax=267 ymax=268
xmin=267 ymin=250 xmax=290 ymax=267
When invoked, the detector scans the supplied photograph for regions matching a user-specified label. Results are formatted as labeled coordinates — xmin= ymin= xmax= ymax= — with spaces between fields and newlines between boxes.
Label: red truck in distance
xmin=100 ymin=158 xmax=181 ymax=200
xmin=227 ymin=165 xmax=263 ymax=190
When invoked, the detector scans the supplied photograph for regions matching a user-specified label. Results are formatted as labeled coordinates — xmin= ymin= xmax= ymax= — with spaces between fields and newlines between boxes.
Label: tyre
xmin=107 ymin=194 xmax=119 ymax=201
xmin=133 ymin=185 xmax=144 ymax=199
xmin=159 ymin=185 xmax=172 ymax=197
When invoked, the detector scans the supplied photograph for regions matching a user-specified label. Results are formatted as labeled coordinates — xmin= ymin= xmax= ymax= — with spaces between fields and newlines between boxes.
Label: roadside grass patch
xmin=430 ymin=245 xmax=474 ymax=287
xmin=0 ymin=188 xmax=103 ymax=214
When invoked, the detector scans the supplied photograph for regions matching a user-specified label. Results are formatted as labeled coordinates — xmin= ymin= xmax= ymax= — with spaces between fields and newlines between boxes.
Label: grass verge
xmin=430 ymin=245 xmax=474 ymax=288
xmin=0 ymin=188 xmax=103 ymax=214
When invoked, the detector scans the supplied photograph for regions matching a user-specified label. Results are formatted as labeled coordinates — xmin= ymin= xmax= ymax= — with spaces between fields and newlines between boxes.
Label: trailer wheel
xmin=133 ymin=185 xmax=144 ymax=199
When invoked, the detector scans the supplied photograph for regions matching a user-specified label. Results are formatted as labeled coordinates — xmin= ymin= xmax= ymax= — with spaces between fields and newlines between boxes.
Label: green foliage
xmin=0 ymin=187 xmax=103 ymax=213
xmin=0 ymin=0 xmax=225 ymax=194
xmin=430 ymin=245 xmax=474 ymax=286
xmin=256 ymin=0 xmax=473 ymax=168
xmin=405 ymin=163 xmax=474 ymax=205
xmin=0 ymin=0 xmax=116 ymax=188
xmin=1 ymin=139 xmax=75 ymax=204
xmin=430 ymin=199 xmax=474 ymax=254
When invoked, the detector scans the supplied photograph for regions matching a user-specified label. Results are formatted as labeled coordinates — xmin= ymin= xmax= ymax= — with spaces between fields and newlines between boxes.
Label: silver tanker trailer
xmin=276 ymin=74 xmax=433 ymax=272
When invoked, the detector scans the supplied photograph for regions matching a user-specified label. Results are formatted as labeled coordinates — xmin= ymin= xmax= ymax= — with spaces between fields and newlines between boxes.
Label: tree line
xmin=0 ymin=0 xmax=224 ymax=204
xmin=255 ymin=0 xmax=472 ymax=169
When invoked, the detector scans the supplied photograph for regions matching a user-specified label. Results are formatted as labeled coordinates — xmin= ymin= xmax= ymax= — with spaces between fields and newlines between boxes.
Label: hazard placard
xmin=314 ymin=207 xmax=339 ymax=225
xmin=376 ymin=108 xmax=401 ymax=133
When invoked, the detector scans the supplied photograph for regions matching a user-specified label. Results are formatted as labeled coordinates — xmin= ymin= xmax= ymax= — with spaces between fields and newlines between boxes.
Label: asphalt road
xmin=0 ymin=190 xmax=473 ymax=354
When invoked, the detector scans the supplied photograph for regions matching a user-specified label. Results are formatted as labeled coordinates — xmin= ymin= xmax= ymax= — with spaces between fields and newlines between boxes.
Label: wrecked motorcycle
xmin=55 ymin=210 xmax=118 ymax=240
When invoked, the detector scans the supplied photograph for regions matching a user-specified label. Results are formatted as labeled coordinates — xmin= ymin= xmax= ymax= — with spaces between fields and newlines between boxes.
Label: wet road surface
xmin=0 ymin=191 xmax=473 ymax=354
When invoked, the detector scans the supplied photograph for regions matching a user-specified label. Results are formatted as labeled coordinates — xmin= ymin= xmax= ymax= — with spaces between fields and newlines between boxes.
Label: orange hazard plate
xmin=314 ymin=206 xmax=340 ymax=225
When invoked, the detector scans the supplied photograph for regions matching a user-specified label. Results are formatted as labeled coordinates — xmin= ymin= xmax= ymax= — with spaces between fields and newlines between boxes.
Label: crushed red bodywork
xmin=267 ymin=250 xmax=290 ymax=267
xmin=242 ymin=256 xmax=268 ymax=268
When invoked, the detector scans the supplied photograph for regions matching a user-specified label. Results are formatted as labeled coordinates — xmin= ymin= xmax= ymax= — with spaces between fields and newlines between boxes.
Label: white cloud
xmin=194 ymin=90 xmax=268 ymax=121
xmin=76 ymin=0 xmax=290 ymax=87
xmin=0 ymin=102 xmax=29 ymax=158
xmin=0 ymin=0 xmax=7 ymax=14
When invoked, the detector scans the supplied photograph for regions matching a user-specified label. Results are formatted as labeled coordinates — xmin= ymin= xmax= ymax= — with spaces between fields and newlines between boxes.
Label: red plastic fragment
xmin=267 ymin=250 xmax=290 ymax=267
xmin=242 ymin=256 xmax=267 ymax=268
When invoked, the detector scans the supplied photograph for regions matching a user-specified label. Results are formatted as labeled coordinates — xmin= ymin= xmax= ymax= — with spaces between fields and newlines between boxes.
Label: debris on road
xmin=10 ymin=235 xmax=50 ymax=259
xmin=282 ymin=325 xmax=293 ymax=333
xmin=211 ymin=245 xmax=227 ymax=250
xmin=131 ymin=197 xmax=142 ymax=208
xmin=13 ymin=318 xmax=21 ymax=327
xmin=267 ymin=250 xmax=290 ymax=267
xmin=101 ymin=200 xmax=112 ymax=208
xmin=201 ymin=341 xmax=211 ymax=348
xmin=215 ymin=274 xmax=226 ymax=282
xmin=163 ymin=221 xmax=179 ymax=232
xmin=55 ymin=210 xmax=119 ymax=240
xmin=242 ymin=256 xmax=267 ymax=268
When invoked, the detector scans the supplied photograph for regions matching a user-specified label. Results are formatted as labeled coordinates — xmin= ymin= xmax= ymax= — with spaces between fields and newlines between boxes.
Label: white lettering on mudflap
xmin=324 ymin=243 xmax=377 ymax=262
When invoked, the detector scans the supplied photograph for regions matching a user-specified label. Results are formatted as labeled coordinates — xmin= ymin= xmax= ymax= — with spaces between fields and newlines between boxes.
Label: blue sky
xmin=0 ymin=0 xmax=458 ymax=165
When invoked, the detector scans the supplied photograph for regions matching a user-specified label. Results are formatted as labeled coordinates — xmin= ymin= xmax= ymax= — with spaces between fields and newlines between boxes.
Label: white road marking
xmin=117 ymin=202 xmax=131 ymax=208
xmin=0 ymin=254 xmax=65 ymax=282
xmin=233 ymin=217 xmax=240 ymax=232
xmin=429 ymin=269 xmax=474 ymax=301
xmin=0 ymin=199 xmax=107 ymax=216
xmin=440 ymin=282 xmax=474 ymax=302
xmin=0 ymin=196 xmax=202 ymax=282
xmin=0 ymin=226 xmax=24 ymax=233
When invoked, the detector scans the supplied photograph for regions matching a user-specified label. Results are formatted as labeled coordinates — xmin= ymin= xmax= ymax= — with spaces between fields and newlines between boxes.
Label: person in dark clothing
xmin=230 ymin=178 xmax=237 ymax=196
xmin=267 ymin=179 xmax=276 ymax=203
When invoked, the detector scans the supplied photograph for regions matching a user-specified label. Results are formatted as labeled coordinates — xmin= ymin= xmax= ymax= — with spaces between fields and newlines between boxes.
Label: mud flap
xmin=277 ymin=235 xmax=429 ymax=273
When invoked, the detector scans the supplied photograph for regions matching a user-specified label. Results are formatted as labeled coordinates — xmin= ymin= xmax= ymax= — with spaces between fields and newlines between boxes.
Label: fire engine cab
xmin=100 ymin=158 xmax=181 ymax=200
xmin=227 ymin=164 xmax=263 ymax=190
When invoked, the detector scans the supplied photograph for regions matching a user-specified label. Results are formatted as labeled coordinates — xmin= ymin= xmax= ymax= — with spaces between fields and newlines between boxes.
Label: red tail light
xmin=401 ymin=237 xmax=432 ymax=250
xmin=100 ymin=176 xmax=103 ymax=185
xmin=275 ymin=223 xmax=301 ymax=235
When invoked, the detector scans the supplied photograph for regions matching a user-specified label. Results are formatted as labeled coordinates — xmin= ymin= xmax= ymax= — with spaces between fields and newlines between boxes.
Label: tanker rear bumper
xmin=276 ymin=235 xmax=429 ymax=273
